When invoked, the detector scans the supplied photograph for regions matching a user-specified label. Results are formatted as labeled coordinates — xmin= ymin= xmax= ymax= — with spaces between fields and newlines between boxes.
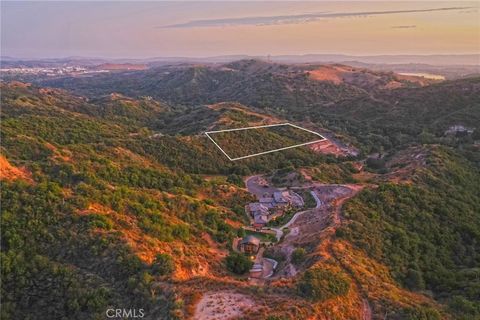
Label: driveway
xmin=245 ymin=175 xmax=281 ymax=199
xmin=270 ymin=190 xmax=320 ymax=241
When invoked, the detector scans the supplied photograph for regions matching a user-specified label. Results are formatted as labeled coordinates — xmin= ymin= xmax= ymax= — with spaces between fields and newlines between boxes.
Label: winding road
xmin=245 ymin=175 xmax=372 ymax=320
xmin=270 ymin=190 xmax=322 ymax=241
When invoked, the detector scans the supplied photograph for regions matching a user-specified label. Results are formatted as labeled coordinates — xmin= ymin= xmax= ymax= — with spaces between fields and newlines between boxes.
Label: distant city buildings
xmin=0 ymin=66 xmax=109 ymax=76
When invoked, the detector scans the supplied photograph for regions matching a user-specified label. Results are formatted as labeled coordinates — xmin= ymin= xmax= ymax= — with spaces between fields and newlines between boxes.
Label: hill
xmin=38 ymin=59 xmax=428 ymax=108
xmin=0 ymin=83 xmax=255 ymax=319
xmin=1 ymin=59 xmax=479 ymax=320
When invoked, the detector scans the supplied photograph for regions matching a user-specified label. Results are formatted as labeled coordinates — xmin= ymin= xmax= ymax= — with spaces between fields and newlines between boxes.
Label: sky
xmin=1 ymin=1 xmax=479 ymax=59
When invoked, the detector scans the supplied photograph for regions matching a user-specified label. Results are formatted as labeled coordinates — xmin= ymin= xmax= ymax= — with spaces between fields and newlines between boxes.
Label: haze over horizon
xmin=1 ymin=1 xmax=479 ymax=60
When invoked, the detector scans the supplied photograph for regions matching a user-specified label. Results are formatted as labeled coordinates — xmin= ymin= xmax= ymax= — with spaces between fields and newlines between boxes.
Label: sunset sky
xmin=1 ymin=1 xmax=479 ymax=58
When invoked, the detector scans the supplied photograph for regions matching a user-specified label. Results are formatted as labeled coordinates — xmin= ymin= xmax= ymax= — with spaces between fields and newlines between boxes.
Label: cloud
xmin=159 ymin=7 xmax=472 ymax=28
xmin=391 ymin=25 xmax=417 ymax=29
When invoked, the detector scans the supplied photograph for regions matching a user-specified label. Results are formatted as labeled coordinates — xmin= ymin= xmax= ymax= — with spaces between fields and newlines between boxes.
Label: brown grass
xmin=0 ymin=155 xmax=32 ymax=182
xmin=308 ymin=66 xmax=343 ymax=84
xmin=78 ymin=202 xmax=223 ymax=281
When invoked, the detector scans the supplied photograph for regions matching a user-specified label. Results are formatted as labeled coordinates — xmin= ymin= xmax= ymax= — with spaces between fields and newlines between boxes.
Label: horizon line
xmin=2 ymin=52 xmax=480 ymax=61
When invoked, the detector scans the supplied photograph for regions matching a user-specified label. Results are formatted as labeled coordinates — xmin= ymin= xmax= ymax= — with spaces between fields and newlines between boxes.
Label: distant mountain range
xmin=3 ymin=54 xmax=478 ymax=80
xmin=2 ymin=53 xmax=479 ymax=66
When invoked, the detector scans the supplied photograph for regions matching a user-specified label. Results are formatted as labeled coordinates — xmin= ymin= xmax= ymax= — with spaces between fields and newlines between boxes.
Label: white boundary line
xmin=205 ymin=123 xmax=326 ymax=161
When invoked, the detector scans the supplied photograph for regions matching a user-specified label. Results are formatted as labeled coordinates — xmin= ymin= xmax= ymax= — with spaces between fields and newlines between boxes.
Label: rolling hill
xmin=1 ymin=60 xmax=479 ymax=319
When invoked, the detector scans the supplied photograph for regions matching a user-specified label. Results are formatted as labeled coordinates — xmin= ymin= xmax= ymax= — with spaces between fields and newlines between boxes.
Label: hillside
xmin=35 ymin=60 xmax=480 ymax=154
xmin=0 ymin=83 xmax=254 ymax=319
xmin=338 ymin=146 xmax=480 ymax=319
xmin=36 ymin=59 xmax=432 ymax=110
xmin=1 ymin=62 xmax=479 ymax=320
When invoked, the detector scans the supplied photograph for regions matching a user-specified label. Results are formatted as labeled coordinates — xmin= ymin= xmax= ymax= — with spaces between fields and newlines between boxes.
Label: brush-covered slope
xmin=38 ymin=60 xmax=432 ymax=109
xmin=338 ymin=146 xmax=480 ymax=319
xmin=35 ymin=60 xmax=480 ymax=155
xmin=0 ymin=82 xmax=256 ymax=319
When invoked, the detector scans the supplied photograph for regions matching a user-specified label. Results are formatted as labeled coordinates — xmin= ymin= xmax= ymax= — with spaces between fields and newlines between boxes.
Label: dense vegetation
xmin=208 ymin=124 xmax=322 ymax=159
xmin=297 ymin=268 xmax=350 ymax=301
xmin=35 ymin=60 xmax=480 ymax=157
xmin=225 ymin=252 xmax=253 ymax=275
xmin=340 ymin=147 xmax=480 ymax=319
xmin=0 ymin=83 xmax=253 ymax=319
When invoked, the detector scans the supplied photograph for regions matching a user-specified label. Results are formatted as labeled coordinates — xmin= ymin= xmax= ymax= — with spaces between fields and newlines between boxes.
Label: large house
xmin=248 ymin=202 xmax=269 ymax=228
xmin=247 ymin=190 xmax=302 ymax=229
xmin=238 ymin=235 xmax=260 ymax=254
xmin=248 ymin=202 xmax=269 ymax=217
xmin=258 ymin=195 xmax=275 ymax=208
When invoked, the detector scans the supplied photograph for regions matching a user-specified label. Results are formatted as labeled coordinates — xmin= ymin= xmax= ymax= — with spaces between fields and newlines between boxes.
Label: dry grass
xmin=0 ymin=155 xmax=32 ymax=182
xmin=77 ymin=202 xmax=223 ymax=281
xmin=308 ymin=66 xmax=343 ymax=84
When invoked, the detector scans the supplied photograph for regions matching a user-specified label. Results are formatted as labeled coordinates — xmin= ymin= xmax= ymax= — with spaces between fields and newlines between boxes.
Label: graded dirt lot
xmin=193 ymin=291 xmax=256 ymax=320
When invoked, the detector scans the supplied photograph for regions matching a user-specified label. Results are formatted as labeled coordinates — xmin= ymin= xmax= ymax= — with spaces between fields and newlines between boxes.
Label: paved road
xmin=270 ymin=190 xmax=321 ymax=241
xmin=310 ymin=190 xmax=323 ymax=208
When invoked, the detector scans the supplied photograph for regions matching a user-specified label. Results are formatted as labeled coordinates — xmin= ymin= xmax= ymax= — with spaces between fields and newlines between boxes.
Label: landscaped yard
xmin=244 ymin=229 xmax=277 ymax=243
xmin=267 ymin=208 xmax=296 ymax=227
xmin=298 ymin=190 xmax=316 ymax=209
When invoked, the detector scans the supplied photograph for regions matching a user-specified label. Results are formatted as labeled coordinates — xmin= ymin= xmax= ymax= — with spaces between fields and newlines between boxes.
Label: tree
xmin=405 ymin=268 xmax=425 ymax=291
xmin=291 ymin=248 xmax=306 ymax=265
xmin=225 ymin=252 xmax=253 ymax=275
xmin=227 ymin=174 xmax=243 ymax=186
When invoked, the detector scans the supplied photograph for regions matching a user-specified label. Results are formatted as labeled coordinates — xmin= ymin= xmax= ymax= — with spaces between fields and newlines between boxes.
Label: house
xmin=238 ymin=235 xmax=260 ymax=254
xmin=445 ymin=125 xmax=474 ymax=136
xmin=248 ymin=202 xmax=269 ymax=217
xmin=258 ymin=196 xmax=275 ymax=208
xmin=253 ymin=213 xmax=268 ymax=228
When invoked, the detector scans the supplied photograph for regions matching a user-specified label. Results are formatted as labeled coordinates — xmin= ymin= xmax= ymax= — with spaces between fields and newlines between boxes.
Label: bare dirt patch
xmin=194 ymin=291 xmax=256 ymax=320
xmin=308 ymin=139 xmax=346 ymax=157
xmin=308 ymin=66 xmax=343 ymax=84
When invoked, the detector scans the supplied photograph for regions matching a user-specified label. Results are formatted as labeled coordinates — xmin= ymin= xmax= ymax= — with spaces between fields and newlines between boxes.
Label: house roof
xmin=274 ymin=191 xmax=292 ymax=203
xmin=241 ymin=235 xmax=260 ymax=246
xmin=254 ymin=214 xmax=268 ymax=224
xmin=248 ymin=202 xmax=269 ymax=213
xmin=259 ymin=196 xmax=274 ymax=202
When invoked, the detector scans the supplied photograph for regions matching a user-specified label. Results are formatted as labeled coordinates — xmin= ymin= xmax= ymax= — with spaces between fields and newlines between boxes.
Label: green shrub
xmin=86 ymin=214 xmax=113 ymax=230
xmin=152 ymin=253 xmax=175 ymax=276
xmin=227 ymin=174 xmax=243 ymax=186
xmin=225 ymin=252 xmax=253 ymax=275
xmin=291 ymin=248 xmax=306 ymax=265
xmin=399 ymin=306 xmax=441 ymax=320
xmin=297 ymin=268 xmax=350 ymax=301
